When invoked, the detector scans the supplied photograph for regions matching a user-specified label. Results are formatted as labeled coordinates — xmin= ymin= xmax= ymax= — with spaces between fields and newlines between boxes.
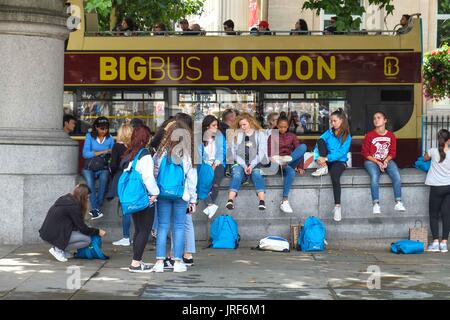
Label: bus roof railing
xmin=84 ymin=29 xmax=406 ymax=37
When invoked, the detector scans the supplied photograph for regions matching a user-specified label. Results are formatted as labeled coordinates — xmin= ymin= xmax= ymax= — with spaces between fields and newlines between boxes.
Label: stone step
xmin=83 ymin=168 xmax=432 ymax=248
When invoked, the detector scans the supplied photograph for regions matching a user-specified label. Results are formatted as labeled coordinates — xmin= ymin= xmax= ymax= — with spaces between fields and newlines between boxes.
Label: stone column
xmin=0 ymin=0 xmax=78 ymax=244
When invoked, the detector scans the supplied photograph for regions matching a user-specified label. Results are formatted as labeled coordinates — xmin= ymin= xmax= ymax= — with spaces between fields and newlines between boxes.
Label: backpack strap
xmin=131 ymin=148 xmax=145 ymax=170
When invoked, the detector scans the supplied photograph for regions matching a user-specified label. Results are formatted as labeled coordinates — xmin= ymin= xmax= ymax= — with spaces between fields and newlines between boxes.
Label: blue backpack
xmin=75 ymin=235 xmax=109 ymax=260
xmin=299 ymin=216 xmax=326 ymax=252
xmin=117 ymin=149 xmax=149 ymax=215
xmin=197 ymin=163 xmax=215 ymax=200
xmin=391 ymin=240 xmax=424 ymax=254
xmin=414 ymin=156 xmax=431 ymax=172
xmin=157 ymin=155 xmax=185 ymax=200
xmin=210 ymin=215 xmax=240 ymax=249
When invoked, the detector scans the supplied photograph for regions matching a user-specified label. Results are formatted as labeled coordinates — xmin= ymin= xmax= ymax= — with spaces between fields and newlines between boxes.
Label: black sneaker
xmin=90 ymin=209 xmax=103 ymax=220
xmin=226 ymin=199 xmax=234 ymax=210
xmin=163 ymin=257 xmax=174 ymax=269
xmin=128 ymin=263 xmax=152 ymax=273
xmin=183 ymin=257 xmax=194 ymax=266
xmin=259 ymin=200 xmax=266 ymax=211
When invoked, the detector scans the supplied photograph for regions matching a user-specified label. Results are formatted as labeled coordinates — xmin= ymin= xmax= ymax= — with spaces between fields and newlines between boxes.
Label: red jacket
xmin=362 ymin=130 xmax=397 ymax=162
xmin=268 ymin=131 xmax=300 ymax=157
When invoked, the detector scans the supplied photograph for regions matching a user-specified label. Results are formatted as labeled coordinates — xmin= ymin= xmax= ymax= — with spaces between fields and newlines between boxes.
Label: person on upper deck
xmin=396 ymin=14 xmax=411 ymax=35
xmin=223 ymin=19 xmax=238 ymax=35
xmin=153 ymin=23 xmax=167 ymax=36
xmin=324 ymin=16 xmax=337 ymax=35
xmin=290 ymin=19 xmax=308 ymax=35
xmin=258 ymin=20 xmax=272 ymax=35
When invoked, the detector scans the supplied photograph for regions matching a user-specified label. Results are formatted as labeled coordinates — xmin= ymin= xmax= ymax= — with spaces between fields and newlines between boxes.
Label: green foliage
xmin=423 ymin=44 xmax=450 ymax=101
xmin=84 ymin=0 xmax=205 ymax=31
xmin=302 ymin=0 xmax=395 ymax=31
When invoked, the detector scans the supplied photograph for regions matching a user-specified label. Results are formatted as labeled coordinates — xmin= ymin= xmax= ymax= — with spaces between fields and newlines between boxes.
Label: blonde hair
xmin=234 ymin=113 xmax=262 ymax=130
xmin=117 ymin=123 xmax=133 ymax=147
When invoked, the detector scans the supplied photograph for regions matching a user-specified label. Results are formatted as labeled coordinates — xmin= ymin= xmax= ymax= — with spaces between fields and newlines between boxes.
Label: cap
xmin=94 ymin=116 xmax=109 ymax=127
xmin=258 ymin=20 xmax=269 ymax=29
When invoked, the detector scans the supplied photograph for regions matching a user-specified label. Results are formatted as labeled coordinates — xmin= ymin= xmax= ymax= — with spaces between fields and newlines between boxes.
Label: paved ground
xmin=1 ymin=242 xmax=450 ymax=300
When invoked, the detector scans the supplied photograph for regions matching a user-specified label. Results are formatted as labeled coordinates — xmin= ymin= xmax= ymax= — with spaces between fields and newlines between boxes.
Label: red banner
xmin=64 ymin=51 xmax=422 ymax=86
xmin=248 ymin=0 xmax=258 ymax=28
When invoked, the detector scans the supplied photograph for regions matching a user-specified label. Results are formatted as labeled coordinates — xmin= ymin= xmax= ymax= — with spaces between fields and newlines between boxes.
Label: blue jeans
xmin=156 ymin=198 xmax=188 ymax=261
xmin=364 ymin=160 xmax=402 ymax=202
xmin=282 ymin=144 xmax=307 ymax=198
xmin=82 ymin=169 xmax=109 ymax=211
xmin=152 ymin=208 xmax=196 ymax=255
xmin=229 ymin=165 xmax=265 ymax=193
xmin=184 ymin=214 xmax=196 ymax=254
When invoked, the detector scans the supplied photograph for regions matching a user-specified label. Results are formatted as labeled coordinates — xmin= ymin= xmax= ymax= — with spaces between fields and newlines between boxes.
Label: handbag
xmin=409 ymin=220 xmax=428 ymax=249
xmin=84 ymin=156 xmax=107 ymax=171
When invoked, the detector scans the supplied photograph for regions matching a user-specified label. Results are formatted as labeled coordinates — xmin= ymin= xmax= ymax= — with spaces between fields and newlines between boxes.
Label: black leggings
xmin=207 ymin=166 xmax=225 ymax=205
xmin=429 ymin=185 xmax=450 ymax=240
xmin=317 ymin=139 xmax=346 ymax=205
xmin=131 ymin=205 xmax=155 ymax=261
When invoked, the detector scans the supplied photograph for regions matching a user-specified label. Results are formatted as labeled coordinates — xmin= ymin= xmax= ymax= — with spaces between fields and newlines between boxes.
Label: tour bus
xmin=64 ymin=0 xmax=423 ymax=169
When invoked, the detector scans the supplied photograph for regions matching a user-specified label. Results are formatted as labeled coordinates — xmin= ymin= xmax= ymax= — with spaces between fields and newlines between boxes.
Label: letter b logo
xmin=384 ymin=57 xmax=400 ymax=77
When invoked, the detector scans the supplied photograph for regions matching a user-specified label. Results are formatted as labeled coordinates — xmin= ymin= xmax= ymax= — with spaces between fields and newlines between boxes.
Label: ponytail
xmin=330 ymin=108 xmax=350 ymax=144
xmin=438 ymin=129 xmax=450 ymax=163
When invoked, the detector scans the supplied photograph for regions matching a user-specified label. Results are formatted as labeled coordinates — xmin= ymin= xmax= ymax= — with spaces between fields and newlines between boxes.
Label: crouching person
xmin=39 ymin=184 xmax=106 ymax=262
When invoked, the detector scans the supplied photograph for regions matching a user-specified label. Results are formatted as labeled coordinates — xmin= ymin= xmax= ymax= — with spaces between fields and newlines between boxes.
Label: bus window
xmin=73 ymin=90 xmax=166 ymax=134
xmin=262 ymin=90 xmax=347 ymax=134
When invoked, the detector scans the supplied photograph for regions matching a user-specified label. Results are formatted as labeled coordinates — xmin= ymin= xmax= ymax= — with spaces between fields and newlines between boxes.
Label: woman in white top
xmin=121 ymin=125 xmax=159 ymax=273
xmin=152 ymin=121 xmax=198 ymax=273
xmin=424 ymin=129 xmax=450 ymax=253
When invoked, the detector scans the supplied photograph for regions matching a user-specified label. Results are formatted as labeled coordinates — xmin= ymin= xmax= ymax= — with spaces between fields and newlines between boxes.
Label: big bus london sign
xmin=64 ymin=51 xmax=421 ymax=86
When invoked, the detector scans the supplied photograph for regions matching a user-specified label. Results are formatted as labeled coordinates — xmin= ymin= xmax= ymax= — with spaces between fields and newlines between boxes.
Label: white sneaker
xmin=312 ymin=166 xmax=328 ymax=177
xmin=49 ymin=247 xmax=67 ymax=262
xmin=373 ymin=203 xmax=381 ymax=214
xmin=280 ymin=201 xmax=293 ymax=213
xmin=333 ymin=206 xmax=342 ymax=222
xmin=173 ymin=262 xmax=187 ymax=273
xmin=394 ymin=201 xmax=406 ymax=211
xmin=207 ymin=204 xmax=218 ymax=219
xmin=113 ymin=238 xmax=131 ymax=246
xmin=151 ymin=262 xmax=164 ymax=273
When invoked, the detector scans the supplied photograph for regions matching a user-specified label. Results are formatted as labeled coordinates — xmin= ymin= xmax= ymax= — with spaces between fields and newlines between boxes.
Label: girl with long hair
xmin=151 ymin=120 xmax=198 ymax=273
xmin=109 ymin=123 xmax=134 ymax=246
xmin=226 ymin=113 xmax=268 ymax=210
xmin=424 ymin=129 xmax=450 ymax=253
xmin=82 ymin=116 xmax=114 ymax=220
xmin=311 ymin=108 xmax=352 ymax=222
xmin=39 ymin=184 xmax=106 ymax=262
xmin=362 ymin=112 xmax=405 ymax=214
xmin=122 ymin=125 xmax=159 ymax=272
xmin=199 ymin=115 xmax=225 ymax=219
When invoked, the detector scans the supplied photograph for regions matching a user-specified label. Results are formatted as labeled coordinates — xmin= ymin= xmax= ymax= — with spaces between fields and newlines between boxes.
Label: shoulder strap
xmin=131 ymin=148 xmax=145 ymax=170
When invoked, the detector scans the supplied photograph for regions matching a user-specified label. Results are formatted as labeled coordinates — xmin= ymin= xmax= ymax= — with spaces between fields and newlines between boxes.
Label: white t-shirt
xmin=205 ymin=139 xmax=216 ymax=163
xmin=425 ymin=148 xmax=450 ymax=186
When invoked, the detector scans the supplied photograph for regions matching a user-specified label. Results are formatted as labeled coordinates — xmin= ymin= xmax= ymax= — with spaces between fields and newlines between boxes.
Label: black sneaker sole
xmin=259 ymin=206 xmax=266 ymax=210
xmin=226 ymin=203 xmax=234 ymax=210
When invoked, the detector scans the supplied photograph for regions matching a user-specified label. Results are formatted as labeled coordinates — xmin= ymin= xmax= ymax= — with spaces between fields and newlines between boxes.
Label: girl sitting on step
xmin=268 ymin=115 xmax=307 ymax=213
xmin=311 ymin=108 xmax=352 ymax=222
xmin=226 ymin=113 xmax=268 ymax=211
